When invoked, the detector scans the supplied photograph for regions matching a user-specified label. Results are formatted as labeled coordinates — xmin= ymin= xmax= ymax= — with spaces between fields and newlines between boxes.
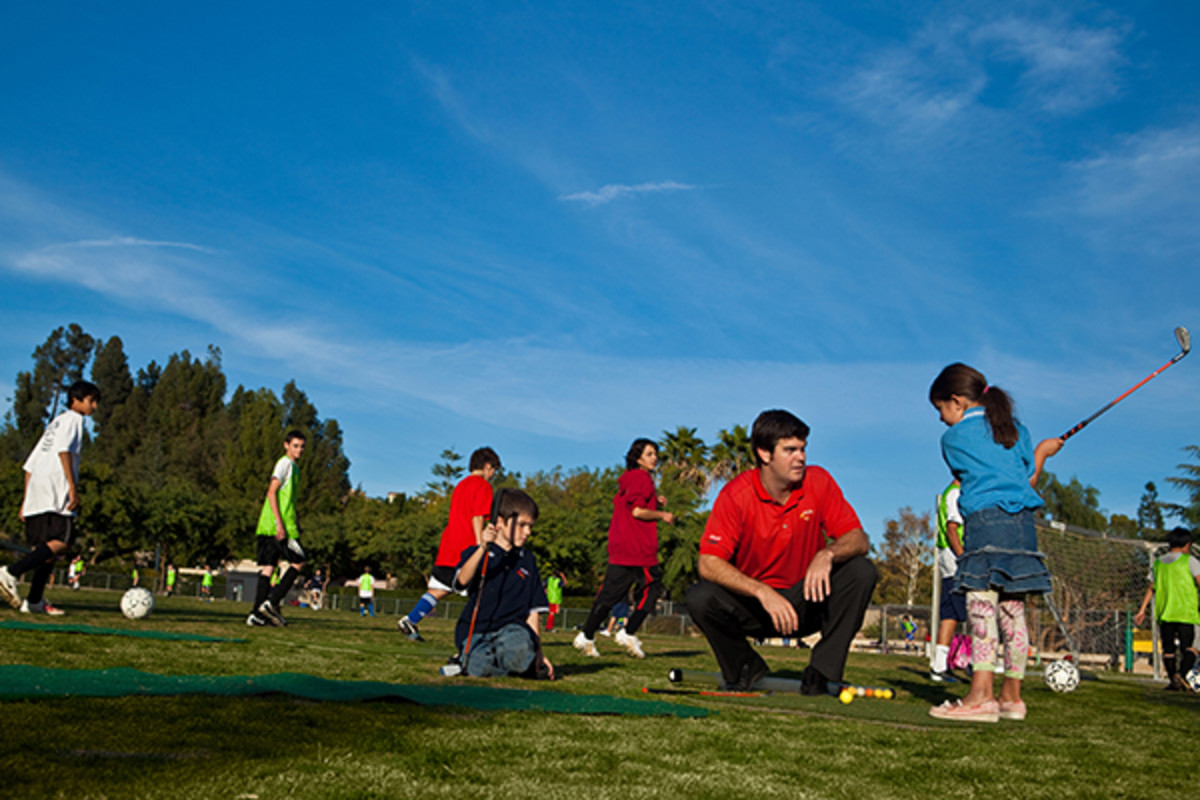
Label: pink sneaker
xmin=998 ymin=700 xmax=1026 ymax=720
xmin=929 ymin=699 xmax=1000 ymax=722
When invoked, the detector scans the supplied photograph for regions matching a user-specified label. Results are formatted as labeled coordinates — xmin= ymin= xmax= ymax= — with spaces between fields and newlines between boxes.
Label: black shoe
xmin=258 ymin=601 xmax=286 ymax=627
xmin=800 ymin=665 xmax=829 ymax=696
xmin=246 ymin=612 xmax=269 ymax=627
xmin=722 ymin=656 xmax=769 ymax=691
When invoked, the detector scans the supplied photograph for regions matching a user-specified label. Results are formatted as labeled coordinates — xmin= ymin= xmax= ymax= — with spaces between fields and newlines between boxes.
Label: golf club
xmin=1060 ymin=326 xmax=1190 ymax=442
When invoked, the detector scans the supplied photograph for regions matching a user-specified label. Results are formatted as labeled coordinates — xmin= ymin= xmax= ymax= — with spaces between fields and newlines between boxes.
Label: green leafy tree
xmin=1036 ymin=471 xmax=1107 ymax=531
xmin=89 ymin=336 xmax=134 ymax=434
xmin=426 ymin=449 xmax=464 ymax=498
xmin=1164 ymin=445 xmax=1200 ymax=527
xmin=659 ymin=426 xmax=709 ymax=497
xmin=1137 ymin=481 xmax=1165 ymax=538
xmin=872 ymin=507 xmax=933 ymax=606
xmin=32 ymin=323 xmax=96 ymax=419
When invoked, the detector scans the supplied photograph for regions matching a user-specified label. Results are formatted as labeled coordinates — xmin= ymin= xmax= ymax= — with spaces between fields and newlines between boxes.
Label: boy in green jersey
xmin=248 ymin=430 xmax=307 ymax=627
xmin=1135 ymin=527 xmax=1200 ymax=691
xmin=201 ymin=567 xmax=213 ymax=602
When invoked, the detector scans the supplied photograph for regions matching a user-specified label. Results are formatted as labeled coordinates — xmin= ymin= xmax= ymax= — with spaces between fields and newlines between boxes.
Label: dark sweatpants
xmin=1160 ymin=621 xmax=1196 ymax=678
xmin=686 ymin=556 xmax=877 ymax=687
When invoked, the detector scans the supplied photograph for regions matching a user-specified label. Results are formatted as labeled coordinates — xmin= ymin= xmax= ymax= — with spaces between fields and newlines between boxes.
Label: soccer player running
xmin=574 ymin=438 xmax=675 ymax=659
xmin=0 ymin=380 xmax=100 ymax=616
xmin=398 ymin=447 xmax=501 ymax=641
xmin=247 ymin=430 xmax=307 ymax=627
xmin=686 ymin=410 xmax=877 ymax=693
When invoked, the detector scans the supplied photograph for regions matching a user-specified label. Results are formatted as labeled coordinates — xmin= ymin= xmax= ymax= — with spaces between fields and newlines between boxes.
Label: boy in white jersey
xmin=0 ymin=381 xmax=100 ymax=615
xmin=247 ymin=430 xmax=307 ymax=627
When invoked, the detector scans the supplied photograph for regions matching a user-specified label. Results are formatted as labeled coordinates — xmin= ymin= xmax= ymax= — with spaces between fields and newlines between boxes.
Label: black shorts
xmin=429 ymin=564 xmax=458 ymax=593
xmin=256 ymin=536 xmax=285 ymax=567
xmin=26 ymin=513 xmax=72 ymax=548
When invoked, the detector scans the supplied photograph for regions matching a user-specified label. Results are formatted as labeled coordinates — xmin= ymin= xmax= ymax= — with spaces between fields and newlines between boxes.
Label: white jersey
xmin=937 ymin=485 xmax=964 ymax=578
xmin=22 ymin=409 xmax=85 ymax=517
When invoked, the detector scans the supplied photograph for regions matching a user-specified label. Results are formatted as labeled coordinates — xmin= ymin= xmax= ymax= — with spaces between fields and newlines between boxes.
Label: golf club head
xmin=1176 ymin=326 xmax=1191 ymax=355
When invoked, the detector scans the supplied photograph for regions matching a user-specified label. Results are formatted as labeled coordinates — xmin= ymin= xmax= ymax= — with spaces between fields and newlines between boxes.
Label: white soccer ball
xmin=1043 ymin=659 xmax=1080 ymax=693
xmin=1185 ymin=665 xmax=1200 ymax=693
xmin=120 ymin=587 xmax=155 ymax=620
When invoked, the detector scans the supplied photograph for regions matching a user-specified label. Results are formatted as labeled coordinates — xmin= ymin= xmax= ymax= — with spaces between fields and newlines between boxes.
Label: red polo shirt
xmin=607 ymin=468 xmax=660 ymax=567
xmin=700 ymin=466 xmax=862 ymax=589
xmin=435 ymin=474 xmax=494 ymax=568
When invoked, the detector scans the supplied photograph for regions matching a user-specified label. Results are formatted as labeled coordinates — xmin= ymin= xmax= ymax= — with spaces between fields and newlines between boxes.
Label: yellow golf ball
xmin=838 ymin=688 xmax=853 ymax=704
xmin=882 ymin=689 xmax=894 ymax=700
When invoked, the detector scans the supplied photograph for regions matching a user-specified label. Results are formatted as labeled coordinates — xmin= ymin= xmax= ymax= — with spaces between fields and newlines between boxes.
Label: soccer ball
xmin=1043 ymin=659 xmax=1080 ymax=693
xmin=1185 ymin=665 xmax=1200 ymax=693
xmin=120 ymin=587 xmax=155 ymax=620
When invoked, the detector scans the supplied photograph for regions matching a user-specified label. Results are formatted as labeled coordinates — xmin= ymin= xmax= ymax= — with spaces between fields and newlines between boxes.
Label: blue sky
xmin=1 ymin=1 xmax=1197 ymax=534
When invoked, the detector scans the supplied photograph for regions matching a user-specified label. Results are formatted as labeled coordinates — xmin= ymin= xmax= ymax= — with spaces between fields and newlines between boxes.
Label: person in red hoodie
xmin=574 ymin=438 xmax=675 ymax=659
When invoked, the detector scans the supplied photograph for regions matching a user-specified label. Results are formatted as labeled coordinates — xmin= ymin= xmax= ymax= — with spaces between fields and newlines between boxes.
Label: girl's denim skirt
xmin=954 ymin=506 xmax=1052 ymax=595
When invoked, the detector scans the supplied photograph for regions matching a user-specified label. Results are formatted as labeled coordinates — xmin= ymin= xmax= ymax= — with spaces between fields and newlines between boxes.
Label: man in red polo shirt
xmin=687 ymin=410 xmax=876 ymax=693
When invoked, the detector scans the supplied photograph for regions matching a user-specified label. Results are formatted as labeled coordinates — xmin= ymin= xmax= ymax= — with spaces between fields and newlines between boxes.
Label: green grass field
xmin=1 ymin=588 xmax=1195 ymax=799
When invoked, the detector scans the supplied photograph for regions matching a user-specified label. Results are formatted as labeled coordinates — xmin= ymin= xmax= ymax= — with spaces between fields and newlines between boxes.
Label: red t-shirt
xmin=700 ymin=466 xmax=862 ymax=589
xmin=607 ymin=469 xmax=660 ymax=567
xmin=435 ymin=474 xmax=494 ymax=567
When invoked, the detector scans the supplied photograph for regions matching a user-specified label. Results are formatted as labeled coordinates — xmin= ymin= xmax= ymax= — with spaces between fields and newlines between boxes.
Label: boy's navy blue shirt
xmin=454 ymin=543 xmax=549 ymax=652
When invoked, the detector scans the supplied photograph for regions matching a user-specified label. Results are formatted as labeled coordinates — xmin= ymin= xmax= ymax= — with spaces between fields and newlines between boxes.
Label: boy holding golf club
xmin=450 ymin=489 xmax=554 ymax=679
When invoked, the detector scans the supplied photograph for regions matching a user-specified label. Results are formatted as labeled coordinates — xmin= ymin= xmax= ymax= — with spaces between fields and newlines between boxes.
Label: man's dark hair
xmin=750 ymin=410 xmax=810 ymax=466
xmin=493 ymin=488 xmax=538 ymax=523
xmin=470 ymin=447 xmax=501 ymax=472
xmin=284 ymin=429 xmax=306 ymax=443
xmin=1167 ymin=526 xmax=1193 ymax=549
xmin=625 ymin=438 xmax=658 ymax=470
xmin=67 ymin=380 xmax=100 ymax=404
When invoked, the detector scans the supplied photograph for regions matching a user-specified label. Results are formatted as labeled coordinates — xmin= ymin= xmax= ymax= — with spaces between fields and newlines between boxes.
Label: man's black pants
xmin=686 ymin=556 xmax=877 ymax=687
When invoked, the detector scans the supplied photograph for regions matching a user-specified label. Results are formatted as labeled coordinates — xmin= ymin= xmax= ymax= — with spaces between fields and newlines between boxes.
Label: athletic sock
xmin=407 ymin=593 xmax=438 ymax=624
xmin=933 ymin=644 xmax=950 ymax=673
xmin=10 ymin=544 xmax=55 ymax=578
xmin=253 ymin=574 xmax=271 ymax=610
xmin=26 ymin=562 xmax=54 ymax=604
xmin=268 ymin=566 xmax=300 ymax=606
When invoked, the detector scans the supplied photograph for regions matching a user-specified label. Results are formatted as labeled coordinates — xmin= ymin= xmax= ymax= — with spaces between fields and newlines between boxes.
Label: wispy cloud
xmin=836 ymin=10 xmax=1126 ymax=142
xmin=559 ymin=181 xmax=700 ymax=207
xmin=972 ymin=15 xmax=1125 ymax=113
xmin=1058 ymin=123 xmax=1200 ymax=255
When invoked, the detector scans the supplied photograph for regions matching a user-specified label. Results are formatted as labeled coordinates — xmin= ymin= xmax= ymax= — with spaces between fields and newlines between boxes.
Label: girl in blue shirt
xmin=927 ymin=363 xmax=1062 ymax=722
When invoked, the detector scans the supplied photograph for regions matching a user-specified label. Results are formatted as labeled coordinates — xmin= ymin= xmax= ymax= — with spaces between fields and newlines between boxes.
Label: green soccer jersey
xmin=257 ymin=456 xmax=300 ymax=538
xmin=1152 ymin=554 xmax=1200 ymax=624
xmin=546 ymin=575 xmax=563 ymax=604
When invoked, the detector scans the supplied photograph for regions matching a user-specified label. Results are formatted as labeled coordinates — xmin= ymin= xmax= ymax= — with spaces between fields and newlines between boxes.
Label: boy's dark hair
xmin=751 ymin=410 xmax=810 ymax=465
xmin=929 ymin=363 xmax=1019 ymax=449
xmin=67 ymin=380 xmax=100 ymax=404
xmin=284 ymin=430 xmax=306 ymax=443
xmin=1167 ymin=527 xmax=1193 ymax=549
xmin=625 ymin=438 xmax=658 ymax=470
xmin=493 ymin=488 xmax=539 ymax=524
xmin=470 ymin=447 xmax=501 ymax=472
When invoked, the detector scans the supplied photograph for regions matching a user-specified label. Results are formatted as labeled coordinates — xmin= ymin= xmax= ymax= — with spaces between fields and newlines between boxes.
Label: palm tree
xmin=708 ymin=424 xmax=754 ymax=487
xmin=659 ymin=426 xmax=709 ymax=495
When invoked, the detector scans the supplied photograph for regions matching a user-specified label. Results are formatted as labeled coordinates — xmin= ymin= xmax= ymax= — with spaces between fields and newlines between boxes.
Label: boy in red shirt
xmin=574 ymin=438 xmax=675 ymax=658
xmin=686 ymin=410 xmax=877 ymax=693
xmin=398 ymin=447 xmax=500 ymax=641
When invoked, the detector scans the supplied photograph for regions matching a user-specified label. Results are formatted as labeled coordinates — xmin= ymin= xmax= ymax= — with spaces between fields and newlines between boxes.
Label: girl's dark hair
xmin=625 ymin=438 xmax=657 ymax=470
xmin=929 ymin=363 xmax=1019 ymax=449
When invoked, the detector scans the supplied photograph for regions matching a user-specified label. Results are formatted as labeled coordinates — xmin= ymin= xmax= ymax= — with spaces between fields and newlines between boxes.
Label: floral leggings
xmin=967 ymin=590 xmax=1029 ymax=679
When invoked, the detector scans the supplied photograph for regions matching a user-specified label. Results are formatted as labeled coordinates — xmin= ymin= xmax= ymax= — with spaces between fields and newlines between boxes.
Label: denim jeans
xmin=464 ymin=623 xmax=537 ymax=677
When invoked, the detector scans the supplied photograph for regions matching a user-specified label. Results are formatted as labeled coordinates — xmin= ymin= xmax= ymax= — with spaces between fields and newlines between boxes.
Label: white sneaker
xmin=615 ymin=629 xmax=645 ymax=659
xmin=21 ymin=599 xmax=65 ymax=616
xmin=573 ymin=631 xmax=599 ymax=657
xmin=0 ymin=567 xmax=21 ymax=609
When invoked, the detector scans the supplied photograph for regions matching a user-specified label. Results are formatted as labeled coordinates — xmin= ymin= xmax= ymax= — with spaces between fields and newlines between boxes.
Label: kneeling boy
xmin=452 ymin=489 xmax=554 ymax=679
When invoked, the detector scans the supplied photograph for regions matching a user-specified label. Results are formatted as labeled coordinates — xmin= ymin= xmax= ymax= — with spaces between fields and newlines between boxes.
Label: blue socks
xmin=407 ymin=593 xmax=438 ymax=624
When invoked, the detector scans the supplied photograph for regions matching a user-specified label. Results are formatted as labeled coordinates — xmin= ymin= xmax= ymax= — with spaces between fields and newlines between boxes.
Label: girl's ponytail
xmin=929 ymin=363 xmax=1020 ymax=448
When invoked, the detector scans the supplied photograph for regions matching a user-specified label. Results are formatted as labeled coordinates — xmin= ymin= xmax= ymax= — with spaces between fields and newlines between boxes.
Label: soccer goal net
xmin=1031 ymin=521 xmax=1159 ymax=673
